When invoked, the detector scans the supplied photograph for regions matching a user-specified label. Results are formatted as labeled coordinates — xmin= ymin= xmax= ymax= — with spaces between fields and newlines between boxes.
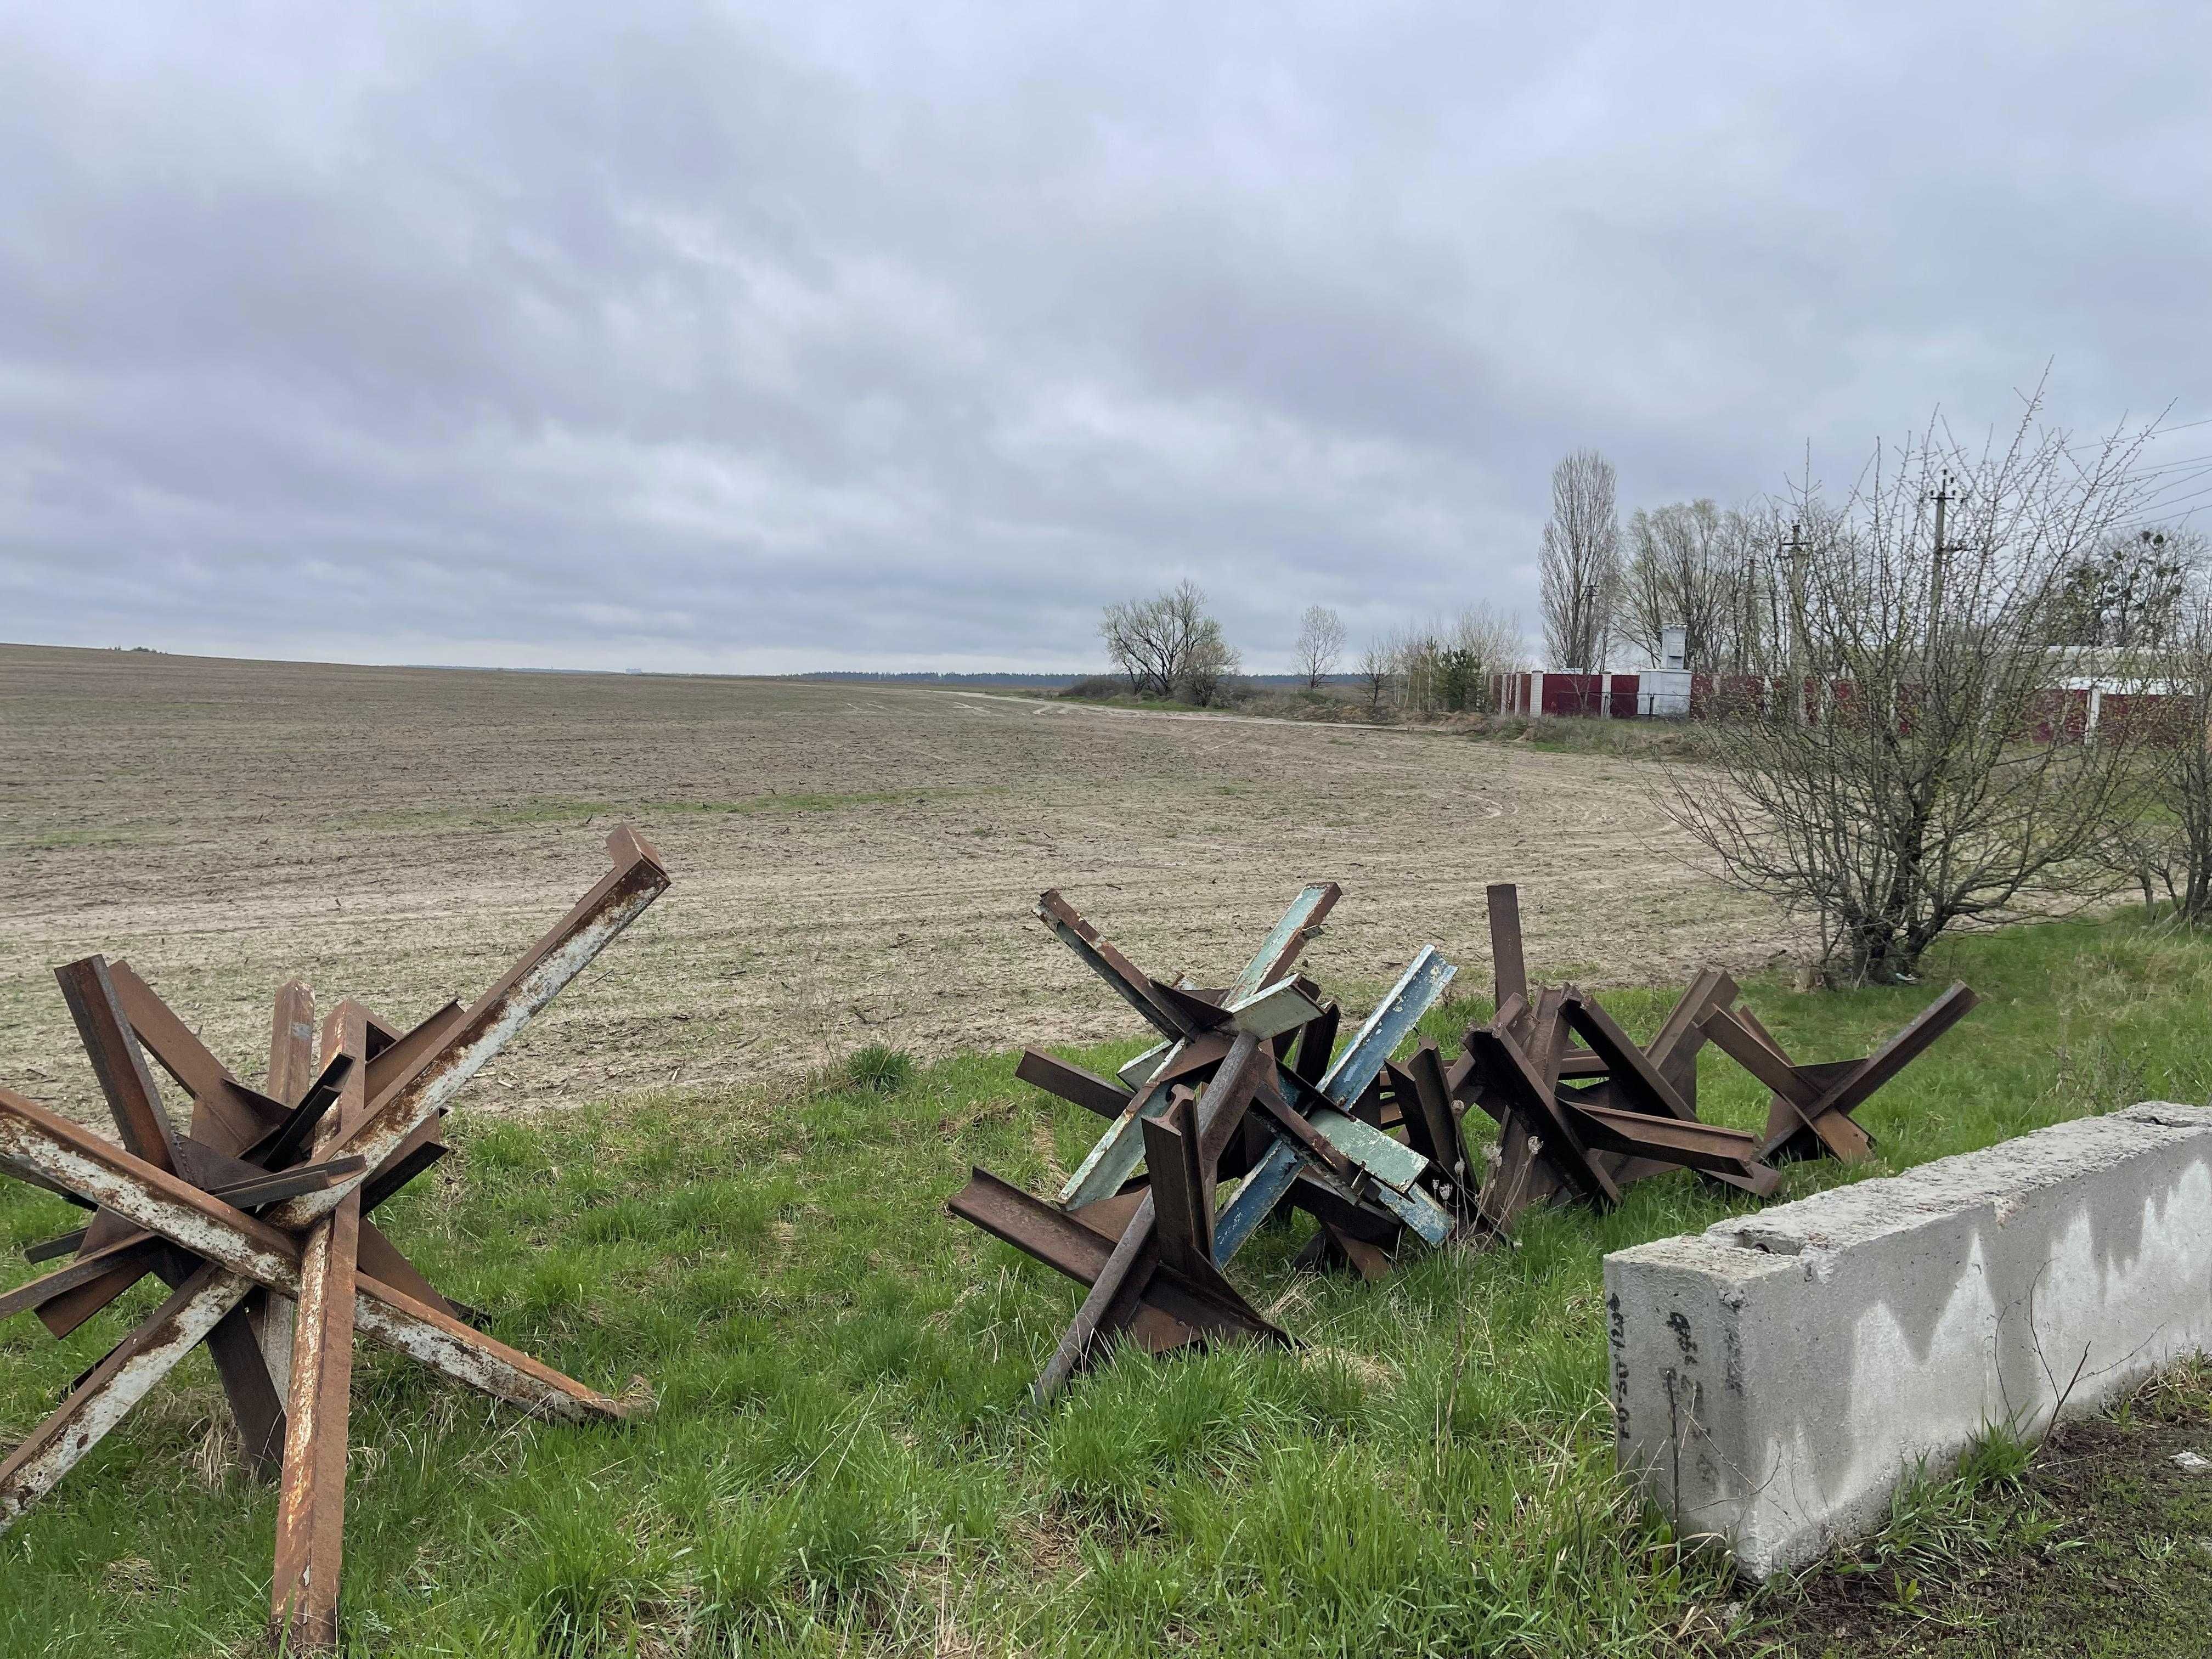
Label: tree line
xmin=1097 ymin=388 xmax=2212 ymax=995
xmin=1533 ymin=446 xmax=2202 ymax=680
xmin=1097 ymin=586 xmax=1528 ymax=716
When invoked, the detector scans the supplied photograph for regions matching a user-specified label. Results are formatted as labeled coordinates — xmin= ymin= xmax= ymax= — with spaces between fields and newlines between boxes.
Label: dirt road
xmin=0 ymin=645 xmax=1799 ymax=1118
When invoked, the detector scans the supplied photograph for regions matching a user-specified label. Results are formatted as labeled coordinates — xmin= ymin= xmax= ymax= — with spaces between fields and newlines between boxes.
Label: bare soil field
xmin=0 ymin=644 xmax=1799 ymax=1120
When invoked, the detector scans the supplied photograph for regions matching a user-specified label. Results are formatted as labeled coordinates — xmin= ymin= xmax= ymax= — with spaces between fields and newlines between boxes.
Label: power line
xmin=2121 ymin=450 xmax=2212 ymax=480
xmin=2060 ymin=414 xmax=2212 ymax=456
xmin=2107 ymin=480 xmax=2212 ymax=532
xmin=2129 ymin=469 xmax=2212 ymax=510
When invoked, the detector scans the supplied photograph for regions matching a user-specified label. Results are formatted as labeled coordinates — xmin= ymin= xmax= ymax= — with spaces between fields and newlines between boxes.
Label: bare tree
xmin=1176 ymin=623 xmax=1242 ymax=706
xmin=1356 ymin=635 xmax=1397 ymax=715
xmin=1293 ymin=605 xmax=1347 ymax=688
xmin=1711 ymin=504 xmax=1786 ymax=679
xmin=2097 ymin=556 xmax=2212 ymax=919
xmin=1621 ymin=500 xmax=1730 ymax=670
xmin=1619 ymin=499 xmax=1796 ymax=676
xmin=1437 ymin=603 xmax=1528 ymax=711
xmin=2051 ymin=527 xmax=2202 ymax=650
xmin=1101 ymin=580 xmax=1235 ymax=702
xmin=1538 ymin=450 xmax=1622 ymax=673
xmin=1453 ymin=601 xmax=1529 ymax=681
xmin=1387 ymin=605 xmax=1531 ymax=716
xmin=1396 ymin=625 xmax=1441 ymax=714
xmin=1664 ymin=392 xmax=2162 ymax=985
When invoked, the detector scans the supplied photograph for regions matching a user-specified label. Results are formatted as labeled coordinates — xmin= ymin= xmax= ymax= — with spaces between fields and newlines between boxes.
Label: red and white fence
xmin=1490 ymin=671 xmax=2197 ymax=744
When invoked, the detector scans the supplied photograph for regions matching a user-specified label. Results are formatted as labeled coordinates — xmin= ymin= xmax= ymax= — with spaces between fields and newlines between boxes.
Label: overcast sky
xmin=4 ymin=3 xmax=2209 ymax=674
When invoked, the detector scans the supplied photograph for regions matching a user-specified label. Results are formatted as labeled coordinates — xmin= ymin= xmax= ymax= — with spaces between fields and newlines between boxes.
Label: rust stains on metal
xmin=0 ymin=826 xmax=670 ymax=1649
xmin=952 ymin=877 xmax=1976 ymax=1402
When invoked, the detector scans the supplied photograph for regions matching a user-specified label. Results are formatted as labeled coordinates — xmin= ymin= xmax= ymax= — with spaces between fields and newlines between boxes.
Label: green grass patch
xmin=2 ymin=912 xmax=2210 ymax=1654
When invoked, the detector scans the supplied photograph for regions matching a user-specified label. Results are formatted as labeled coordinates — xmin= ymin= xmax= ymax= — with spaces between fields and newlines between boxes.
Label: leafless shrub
xmin=1664 ymin=387 xmax=2164 ymax=985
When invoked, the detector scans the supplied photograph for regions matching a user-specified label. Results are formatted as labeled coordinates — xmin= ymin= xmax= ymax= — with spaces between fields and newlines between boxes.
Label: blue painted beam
xmin=1318 ymin=946 xmax=1457 ymax=1107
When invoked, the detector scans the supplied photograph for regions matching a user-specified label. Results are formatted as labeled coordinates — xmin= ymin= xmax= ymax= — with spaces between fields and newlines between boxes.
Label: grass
xmin=4 ymin=912 xmax=2212 ymax=1655
xmin=1458 ymin=714 xmax=1725 ymax=760
xmin=1756 ymin=1361 xmax=2212 ymax=1655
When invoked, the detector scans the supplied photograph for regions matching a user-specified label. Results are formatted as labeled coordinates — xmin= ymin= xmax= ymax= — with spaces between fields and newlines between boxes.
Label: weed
xmin=845 ymin=1045 xmax=917 ymax=1094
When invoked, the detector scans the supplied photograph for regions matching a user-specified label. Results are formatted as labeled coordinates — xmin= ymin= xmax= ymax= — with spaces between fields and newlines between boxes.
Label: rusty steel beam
xmin=240 ymin=1054 xmax=354 ymax=1170
xmin=267 ymin=980 xmax=319 ymax=1105
xmin=1699 ymin=1007 xmax=1874 ymax=1163
xmin=949 ymin=1167 xmax=1116 ymax=1282
xmin=1647 ymin=968 xmax=1737 ymax=1089
xmin=1486 ymin=883 xmax=1527 ymax=1008
xmin=1804 ymin=981 xmax=1980 ymax=1127
xmin=0 ymin=1082 xmax=617 ymax=1385
xmin=0 ymin=1088 xmax=304 ymax=1280
xmin=101 ymin=965 xmax=309 ymax=1430
xmin=0 ymin=823 xmax=668 ymax=1647
xmin=1139 ymin=1098 xmax=1212 ymax=1278
xmin=55 ymin=956 xmax=181 ymax=1172
xmin=959 ymin=1165 xmax=1284 ymax=1368
xmin=1561 ymin=1098 xmax=1776 ymax=1186
xmin=1392 ymin=1044 xmax=1463 ymax=1192
xmin=1559 ymin=989 xmax=1699 ymax=1123
xmin=6 ymin=1158 xmax=360 ymax=1323
xmin=1031 ymin=1032 xmax=1276 ymax=1403
xmin=251 ymin=981 xmax=318 ymax=1407
xmin=1291 ymin=1000 xmax=1338 ymax=1084
xmin=267 ymin=828 xmax=670 ymax=1232
xmin=363 ymin=1001 xmax=465 ymax=1102
xmin=1034 ymin=890 xmax=1194 ymax=1040
xmin=1014 ymin=1049 xmax=1132 ymax=1120
xmin=270 ymin=1003 xmax=368 ymax=1650
xmin=0 ymin=1237 xmax=164 ymax=1321
xmin=0 ymin=1091 xmax=620 ymax=1522
xmin=0 ymin=1263 xmax=254 ymax=1534
xmin=108 ymin=960 xmax=286 ymax=1147
xmin=350 ymin=1276 xmax=628 ymax=1422
xmin=1464 ymin=1025 xmax=1617 ymax=1206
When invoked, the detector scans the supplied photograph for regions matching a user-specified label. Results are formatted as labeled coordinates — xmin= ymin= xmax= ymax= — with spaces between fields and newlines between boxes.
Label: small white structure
xmin=1637 ymin=625 xmax=1693 ymax=715
xmin=1604 ymin=1104 xmax=2212 ymax=1578
xmin=1636 ymin=669 xmax=1692 ymax=717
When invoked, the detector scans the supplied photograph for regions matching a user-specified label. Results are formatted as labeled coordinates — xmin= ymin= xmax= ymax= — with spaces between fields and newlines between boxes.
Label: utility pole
xmin=1926 ymin=471 xmax=1966 ymax=647
xmin=1576 ymin=578 xmax=1599 ymax=712
xmin=1778 ymin=520 xmax=1809 ymax=724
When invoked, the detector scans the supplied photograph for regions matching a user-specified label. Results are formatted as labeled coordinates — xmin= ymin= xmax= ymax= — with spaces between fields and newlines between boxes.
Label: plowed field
xmin=0 ymin=644 xmax=1798 ymax=1119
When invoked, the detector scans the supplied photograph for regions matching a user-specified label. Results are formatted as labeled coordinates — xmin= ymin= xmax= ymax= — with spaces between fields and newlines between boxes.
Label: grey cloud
xmin=4 ymin=1 xmax=2209 ymax=672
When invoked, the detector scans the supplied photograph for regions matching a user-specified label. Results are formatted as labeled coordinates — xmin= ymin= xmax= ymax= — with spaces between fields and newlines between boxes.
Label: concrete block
xmin=1603 ymin=1103 xmax=2212 ymax=1578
